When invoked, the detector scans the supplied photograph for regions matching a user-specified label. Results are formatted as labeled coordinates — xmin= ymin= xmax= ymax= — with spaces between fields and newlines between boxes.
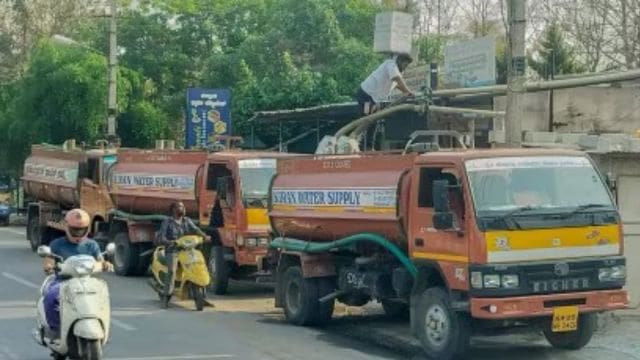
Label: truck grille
xmin=468 ymin=256 xmax=625 ymax=298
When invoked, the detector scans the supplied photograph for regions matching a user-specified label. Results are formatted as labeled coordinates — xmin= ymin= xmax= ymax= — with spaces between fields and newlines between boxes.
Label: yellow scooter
xmin=148 ymin=235 xmax=211 ymax=311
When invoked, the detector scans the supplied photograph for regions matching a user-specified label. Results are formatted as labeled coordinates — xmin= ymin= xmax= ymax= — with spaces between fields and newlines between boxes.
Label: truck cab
xmin=269 ymin=148 xmax=628 ymax=360
xmin=199 ymin=152 xmax=299 ymax=294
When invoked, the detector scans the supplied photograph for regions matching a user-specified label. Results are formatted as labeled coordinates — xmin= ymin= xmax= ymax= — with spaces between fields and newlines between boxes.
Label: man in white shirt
xmin=356 ymin=53 xmax=415 ymax=115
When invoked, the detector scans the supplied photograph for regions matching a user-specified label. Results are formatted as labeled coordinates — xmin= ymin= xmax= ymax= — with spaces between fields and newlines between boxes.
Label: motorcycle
xmin=33 ymin=243 xmax=116 ymax=360
xmin=148 ymin=235 xmax=211 ymax=310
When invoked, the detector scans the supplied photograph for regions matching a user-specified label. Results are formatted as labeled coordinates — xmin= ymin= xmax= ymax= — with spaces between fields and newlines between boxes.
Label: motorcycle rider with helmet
xmin=41 ymin=209 xmax=114 ymax=336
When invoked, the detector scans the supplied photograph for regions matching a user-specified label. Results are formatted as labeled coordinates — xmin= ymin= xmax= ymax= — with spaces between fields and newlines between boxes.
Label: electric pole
xmin=107 ymin=0 xmax=118 ymax=143
xmin=505 ymin=0 xmax=526 ymax=147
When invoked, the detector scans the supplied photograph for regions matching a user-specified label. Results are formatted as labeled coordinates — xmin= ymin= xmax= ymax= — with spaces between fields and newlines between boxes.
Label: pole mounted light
xmin=50 ymin=0 xmax=119 ymax=146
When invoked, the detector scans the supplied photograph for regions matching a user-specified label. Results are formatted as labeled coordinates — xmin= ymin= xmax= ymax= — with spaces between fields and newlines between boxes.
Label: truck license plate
xmin=551 ymin=306 xmax=579 ymax=332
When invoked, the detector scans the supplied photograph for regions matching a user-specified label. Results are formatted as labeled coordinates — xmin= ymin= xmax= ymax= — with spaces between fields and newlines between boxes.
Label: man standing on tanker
xmin=355 ymin=53 xmax=415 ymax=115
xmin=156 ymin=201 xmax=210 ymax=296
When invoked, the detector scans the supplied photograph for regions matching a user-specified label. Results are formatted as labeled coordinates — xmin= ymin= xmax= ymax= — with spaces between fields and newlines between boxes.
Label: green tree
xmin=529 ymin=23 xmax=585 ymax=79
xmin=197 ymin=0 xmax=382 ymax=146
xmin=0 ymin=41 xmax=163 ymax=171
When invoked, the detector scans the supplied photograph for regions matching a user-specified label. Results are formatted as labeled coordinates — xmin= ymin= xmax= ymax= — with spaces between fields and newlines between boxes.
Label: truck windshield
xmin=465 ymin=156 xmax=615 ymax=226
xmin=238 ymin=158 xmax=277 ymax=208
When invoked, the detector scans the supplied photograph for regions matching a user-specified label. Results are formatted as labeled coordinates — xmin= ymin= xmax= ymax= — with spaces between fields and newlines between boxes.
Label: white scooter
xmin=33 ymin=243 xmax=116 ymax=360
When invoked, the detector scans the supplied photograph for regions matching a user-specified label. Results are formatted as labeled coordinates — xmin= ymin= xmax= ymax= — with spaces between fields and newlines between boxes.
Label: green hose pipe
xmin=270 ymin=232 xmax=417 ymax=278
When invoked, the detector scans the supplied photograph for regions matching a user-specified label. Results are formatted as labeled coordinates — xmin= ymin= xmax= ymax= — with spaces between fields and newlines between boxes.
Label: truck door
xmin=202 ymin=162 xmax=237 ymax=246
xmin=408 ymin=165 xmax=469 ymax=290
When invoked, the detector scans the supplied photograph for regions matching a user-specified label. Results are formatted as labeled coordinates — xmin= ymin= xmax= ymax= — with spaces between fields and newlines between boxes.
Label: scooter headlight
xmin=181 ymin=239 xmax=195 ymax=248
xmin=67 ymin=256 xmax=96 ymax=276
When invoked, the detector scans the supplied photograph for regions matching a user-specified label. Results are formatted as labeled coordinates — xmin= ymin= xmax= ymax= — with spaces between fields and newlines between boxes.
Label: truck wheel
xmin=381 ymin=299 xmax=410 ymax=319
xmin=543 ymin=313 xmax=596 ymax=350
xmin=27 ymin=214 xmax=41 ymax=252
xmin=415 ymin=287 xmax=471 ymax=360
xmin=282 ymin=266 xmax=334 ymax=326
xmin=208 ymin=246 xmax=230 ymax=295
xmin=113 ymin=232 xmax=140 ymax=276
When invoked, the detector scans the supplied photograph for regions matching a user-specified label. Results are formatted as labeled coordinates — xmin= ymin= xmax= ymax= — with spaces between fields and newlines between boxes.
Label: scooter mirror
xmin=105 ymin=242 xmax=116 ymax=255
xmin=37 ymin=245 xmax=52 ymax=258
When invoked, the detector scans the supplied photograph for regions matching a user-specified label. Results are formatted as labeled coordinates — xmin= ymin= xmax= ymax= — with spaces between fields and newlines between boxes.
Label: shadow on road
xmin=257 ymin=312 xmax=567 ymax=360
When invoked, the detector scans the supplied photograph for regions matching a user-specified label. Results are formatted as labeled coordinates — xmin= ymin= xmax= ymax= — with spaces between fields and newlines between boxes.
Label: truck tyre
xmin=113 ymin=232 xmax=140 ymax=276
xmin=543 ymin=313 xmax=596 ymax=350
xmin=282 ymin=266 xmax=334 ymax=326
xmin=415 ymin=287 xmax=471 ymax=360
xmin=208 ymin=246 xmax=230 ymax=295
xmin=27 ymin=214 xmax=41 ymax=252
xmin=381 ymin=299 xmax=410 ymax=319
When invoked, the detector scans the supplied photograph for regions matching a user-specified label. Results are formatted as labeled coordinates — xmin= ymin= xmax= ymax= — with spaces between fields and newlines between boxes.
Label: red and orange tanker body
xmin=106 ymin=147 xmax=300 ymax=294
xmin=23 ymin=142 xmax=116 ymax=252
xmin=105 ymin=148 xmax=207 ymax=276
xmin=268 ymin=149 xmax=629 ymax=360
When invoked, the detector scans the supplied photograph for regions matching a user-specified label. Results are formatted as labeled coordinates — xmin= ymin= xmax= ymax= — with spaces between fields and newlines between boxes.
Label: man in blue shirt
xmin=156 ymin=201 xmax=209 ymax=296
xmin=42 ymin=209 xmax=113 ymax=336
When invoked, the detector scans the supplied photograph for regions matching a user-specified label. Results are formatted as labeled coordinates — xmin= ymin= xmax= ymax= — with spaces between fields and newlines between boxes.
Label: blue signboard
xmin=185 ymin=88 xmax=232 ymax=149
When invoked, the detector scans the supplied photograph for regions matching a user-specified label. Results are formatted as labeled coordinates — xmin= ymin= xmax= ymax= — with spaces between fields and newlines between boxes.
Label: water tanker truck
xmin=23 ymin=141 xmax=298 ymax=294
xmin=23 ymin=141 xmax=116 ymax=251
xmin=269 ymin=148 xmax=629 ymax=359
xmin=107 ymin=148 xmax=298 ymax=294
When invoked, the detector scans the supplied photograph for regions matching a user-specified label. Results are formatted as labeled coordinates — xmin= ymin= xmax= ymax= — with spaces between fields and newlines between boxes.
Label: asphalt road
xmin=0 ymin=226 xmax=638 ymax=360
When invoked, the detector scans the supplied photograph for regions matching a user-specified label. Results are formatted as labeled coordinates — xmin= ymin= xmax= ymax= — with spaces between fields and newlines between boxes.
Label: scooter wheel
xmin=190 ymin=283 xmax=206 ymax=311
xmin=159 ymin=294 xmax=171 ymax=309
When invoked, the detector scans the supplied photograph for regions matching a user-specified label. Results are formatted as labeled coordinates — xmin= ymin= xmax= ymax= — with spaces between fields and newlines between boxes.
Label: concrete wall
xmin=494 ymin=86 xmax=640 ymax=134
xmin=590 ymin=153 xmax=640 ymax=307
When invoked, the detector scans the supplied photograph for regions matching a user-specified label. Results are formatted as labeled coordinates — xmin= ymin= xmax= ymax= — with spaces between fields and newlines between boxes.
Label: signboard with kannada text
xmin=185 ymin=88 xmax=232 ymax=149
xmin=444 ymin=36 xmax=496 ymax=88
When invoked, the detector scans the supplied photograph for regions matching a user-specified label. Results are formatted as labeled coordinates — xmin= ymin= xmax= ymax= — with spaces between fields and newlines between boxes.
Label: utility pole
xmin=107 ymin=0 xmax=118 ymax=143
xmin=505 ymin=0 xmax=526 ymax=147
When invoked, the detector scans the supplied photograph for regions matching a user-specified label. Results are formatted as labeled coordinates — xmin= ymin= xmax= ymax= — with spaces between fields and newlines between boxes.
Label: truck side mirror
xmin=432 ymin=179 xmax=454 ymax=230
xmin=216 ymin=177 xmax=228 ymax=201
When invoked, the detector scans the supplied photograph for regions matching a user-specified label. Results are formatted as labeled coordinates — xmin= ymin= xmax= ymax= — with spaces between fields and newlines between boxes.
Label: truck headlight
xmin=599 ymin=265 xmax=626 ymax=282
xmin=501 ymin=274 xmax=520 ymax=288
xmin=258 ymin=238 xmax=269 ymax=247
xmin=236 ymin=235 xmax=244 ymax=246
xmin=246 ymin=238 xmax=257 ymax=247
xmin=471 ymin=271 xmax=483 ymax=289
xmin=483 ymin=274 xmax=500 ymax=288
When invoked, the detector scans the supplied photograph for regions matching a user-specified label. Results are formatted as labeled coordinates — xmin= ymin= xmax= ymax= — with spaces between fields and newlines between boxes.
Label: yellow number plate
xmin=551 ymin=306 xmax=579 ymax=332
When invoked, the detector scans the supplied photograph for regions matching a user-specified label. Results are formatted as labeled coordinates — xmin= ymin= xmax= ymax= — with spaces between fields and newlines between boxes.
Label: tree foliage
xmin=0 ymin=41 xmax=164 ymax=173
xmin=529 ymin=23 xmax=585 ymax=79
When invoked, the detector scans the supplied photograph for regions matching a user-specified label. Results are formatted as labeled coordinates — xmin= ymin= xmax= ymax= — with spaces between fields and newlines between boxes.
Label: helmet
xmin=64 ymin=209 xmax=91 ymax=243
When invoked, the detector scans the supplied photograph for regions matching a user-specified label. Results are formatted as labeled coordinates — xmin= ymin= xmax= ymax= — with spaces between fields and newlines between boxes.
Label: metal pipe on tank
xmin=335 ymin=104 xmax=424 ymax=139
xmin=525 ymin=68 xmax=640 ymax=91
xmin=432 ymin=68 xmax=640 ymax=98
xmin=429 ymin=106 xmax=505 ymax=118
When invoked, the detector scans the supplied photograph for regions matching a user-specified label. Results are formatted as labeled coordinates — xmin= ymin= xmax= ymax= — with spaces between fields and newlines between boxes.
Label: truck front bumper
xmin=470 ymin=289 xmax=629 ymax=319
